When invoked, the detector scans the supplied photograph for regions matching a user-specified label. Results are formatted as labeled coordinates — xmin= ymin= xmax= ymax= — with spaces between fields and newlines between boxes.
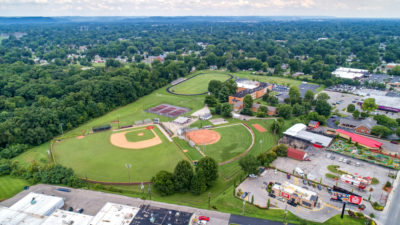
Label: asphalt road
xmin=229 ymin=214 xmax=289 ymax=225
xmin=385 ymin=182 xmax=400 ymax=225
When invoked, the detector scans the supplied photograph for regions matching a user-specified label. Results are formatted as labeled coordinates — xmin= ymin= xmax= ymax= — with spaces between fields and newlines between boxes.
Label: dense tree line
xmin=151 ymin=157 xmax=218 ymax=196
xmin=0 ymin=60 xmax=190 ymax=158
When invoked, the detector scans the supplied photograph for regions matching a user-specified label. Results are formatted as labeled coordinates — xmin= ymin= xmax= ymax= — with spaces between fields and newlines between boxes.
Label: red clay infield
xmin=252 ymin=124 xmax=267 ymax=132
xmin=146 ymin=126 xmax=155 ymax=130
xmin=185 ymin=129 xmax=221 ymax=145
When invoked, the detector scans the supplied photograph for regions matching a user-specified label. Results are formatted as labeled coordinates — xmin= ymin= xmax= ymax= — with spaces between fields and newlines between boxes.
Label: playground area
xmin=327 ymin=139 xmax=400 ymax=169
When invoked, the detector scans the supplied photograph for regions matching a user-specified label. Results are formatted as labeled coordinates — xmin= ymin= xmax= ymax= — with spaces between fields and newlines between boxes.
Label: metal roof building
xmin=89 ymin=202 xmax=140 ymax=225
xmin=41 ymin=209 xmax=93 ymax=225
xmin=283 ymin=123 xmax=333 ymax=147
xmin=0 ymin=207 xmax=46 ymax=225
xmin=9 ymin=192 xmax=64 ymax=216
xmin=333 ymin=67 xmax=368 ymax=80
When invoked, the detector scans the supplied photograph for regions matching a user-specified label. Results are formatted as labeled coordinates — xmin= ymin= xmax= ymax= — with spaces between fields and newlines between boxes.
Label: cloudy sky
xmin=0 ymin=0 xmax=399 ymax=18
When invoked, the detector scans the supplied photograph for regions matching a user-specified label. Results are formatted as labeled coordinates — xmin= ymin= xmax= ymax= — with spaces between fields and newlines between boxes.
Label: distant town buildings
xmin=332 ymin=67 xmax=369 ymax=80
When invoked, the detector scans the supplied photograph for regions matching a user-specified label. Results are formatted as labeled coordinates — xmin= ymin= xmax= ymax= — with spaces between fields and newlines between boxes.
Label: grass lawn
xmin=203 ymin=124 xmax=253 ymax=163
xmin=13 ymin=143 xmax=51 ymax=166
xmin=53 ymin=126 xmax=188 ymax=182
xmin=125 ymin=129 xmax=154 ymax=142
xmin=174 ymin=138 xmax=203 ymax=161
xmin=0 ymin=176 xmax=29 ymax=200
xmin=170 ymin=73 xmax=231 ymax=95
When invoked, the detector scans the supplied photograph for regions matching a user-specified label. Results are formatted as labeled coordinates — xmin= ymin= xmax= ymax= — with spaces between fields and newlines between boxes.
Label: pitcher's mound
xmin=185 ymin=129 xmax=221 ymax=145
xmin=138 ymin=132 xmax=144 ymax=136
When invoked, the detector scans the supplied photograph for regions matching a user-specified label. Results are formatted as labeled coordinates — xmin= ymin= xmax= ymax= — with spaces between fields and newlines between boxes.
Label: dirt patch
xmin=138 ymin=132 xmax=144 ymax=136
xmin=183 ymin=149 xmax=188 ymax=153
xmin=185 ymin=129 xmax=221 ymax=145
xmin=110 ymin=129 xmax=162 ymax=149
xmin=252 ymin=124 xmax=267 ymax=132
xmin=111 ymin=120 xmax=120 ymax=124
xmin=76 ymin=135 xmax=85 ymax=139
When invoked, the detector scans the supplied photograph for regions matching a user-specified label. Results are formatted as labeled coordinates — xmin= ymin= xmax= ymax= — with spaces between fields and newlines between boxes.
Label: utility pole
xmin=208 ymin=192 xmax=211 ymax=209
xmin=341 ymin=202 xmax=346 ymax=219
xmin=283 ymin=204 xmax=288 ymax=225
xmin=59 ymin=123 xmax=64 ymax=136
xmin=125 ymin=163 xmax=132 ymax=183
xmin=118 ymin=114 xmax=120 ymax=129
xmin=242 ymin=200 xmax=246 ymax=215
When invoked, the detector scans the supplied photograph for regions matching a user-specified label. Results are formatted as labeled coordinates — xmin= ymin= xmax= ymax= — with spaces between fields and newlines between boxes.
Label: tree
xmin=371 ymin=126 xmax=393 ymax=138
xmin=243 ymin=95 xmax=253 ymax=109
xmin=292 ymin=103 xmax=305 ymax=116
xmin=362 ymin=98 xmax=378 ymax=113
xmin=289 ymin=86 xmax=301 ymax=104
xmin=396 ymin=127 xmax=400 ymax=137
xmin=278 ymin=104 xmax=292 ymax=119
xmin=190 ymin=168 xmax=207 ymax=195
xmin=315 ymin=100 xmax=331 ymax=117
xmin=221 ymin=103 xmax=233 ymax=117
xmin=353 ymin=110 xmax=360 ymax=119
xmin=208 ymin=80 xmax=223 ymax=96
xmin=173 ymin=160 xmax=194 ymax=193
xmin=204 ymin=95 xmax=218 ymax=107
xmin=347 ymin=104 xmax=356 ymax=112
xmin=239 ymin=155 xmax=259 ymax=175
xmin=257 ymin=152 xmax=268 ymax=166
xmin=304 ymin=90 xmax=315 ymax=103
xmin=151 ymin=171 xmax=175 ymax=196
xmin=196 ymin=157 xmax=218 ymax=187
xmin=316 ymin=92 xmax=330 ymax=101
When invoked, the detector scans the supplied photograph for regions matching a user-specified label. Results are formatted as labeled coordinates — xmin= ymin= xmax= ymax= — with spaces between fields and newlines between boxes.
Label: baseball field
xmin=53 ymin=125 xmax=187 ymax=183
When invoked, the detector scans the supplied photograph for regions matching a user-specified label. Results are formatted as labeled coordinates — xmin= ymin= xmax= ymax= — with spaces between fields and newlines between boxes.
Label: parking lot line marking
xmin=323 ymin=202 xmax=340 ymax=211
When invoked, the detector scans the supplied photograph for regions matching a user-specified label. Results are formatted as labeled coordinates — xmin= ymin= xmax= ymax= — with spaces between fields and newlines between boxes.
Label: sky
xmin=0 ymin=0 xmax=400 ymax=18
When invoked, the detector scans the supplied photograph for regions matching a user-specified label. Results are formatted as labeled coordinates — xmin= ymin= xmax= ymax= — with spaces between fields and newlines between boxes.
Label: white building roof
xmin=333 ymin=67 xmax=368 ymax=80
xmin=279 ymin=182 xmax=317 ymax=201
xmin=362 ymin=95 xmax=399 ymax=109
xmin=0 ymin=206 xmax=46 ymax=225
xmin=41 ymin=209 xmax=93 ymax=225
xmin=236 ymin=80 xmax=259 ymax=89
xmin=9 ymin=192 xmax=64 ymax=216
xmin=284 ymin=123 xmax=333 ymax=147
xmin=89 ymin=203 xmax=139 ymax=225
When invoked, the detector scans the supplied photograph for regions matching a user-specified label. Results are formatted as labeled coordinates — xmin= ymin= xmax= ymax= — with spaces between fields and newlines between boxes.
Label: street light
xmin=125 ymin=163 xmax=132 ymax=183
xmin=59 ymin=123 xmax=64 ymax=136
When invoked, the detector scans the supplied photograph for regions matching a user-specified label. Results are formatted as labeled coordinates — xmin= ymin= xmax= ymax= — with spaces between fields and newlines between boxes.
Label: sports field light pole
xmin=125 ymin=163 xmax=132 ymax=183
xmin=117 ymin=114 xmax=120 ymax=129
xmin=59 ymin=123 xmax=64 ymax=136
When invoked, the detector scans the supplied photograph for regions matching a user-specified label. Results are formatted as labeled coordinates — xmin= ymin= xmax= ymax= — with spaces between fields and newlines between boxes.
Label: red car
xmin=199 ymin=216 xmax=210 ymax=221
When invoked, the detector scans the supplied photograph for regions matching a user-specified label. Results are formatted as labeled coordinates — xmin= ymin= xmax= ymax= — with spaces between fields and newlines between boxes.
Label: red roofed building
xmin=336 ymin=129 xmax=383 ymax=150
xmin=287 ymin=148 xmax=307 ymax=161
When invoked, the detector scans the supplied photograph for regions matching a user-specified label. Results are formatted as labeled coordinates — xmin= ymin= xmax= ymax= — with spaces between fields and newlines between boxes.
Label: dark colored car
xmin=317 ymin=184 xmax=322 ymax=190
xmin=327 ymin=187 xmax=332 ymax=194
xmin=268 ymin=193 xmax=276 ymax=198
xmin=68 ymin=207 xmax=73 ymax=211
xmin=303 ymin=179 xmax=307 ymax=185
xmin=56 ymin=188 xmax=71 ymax=192
xmin=199 ymin=216 xmax=210 ymax=221
xmin=287 ymin=174 xmax=291 ymax=179
xmin=308 ymin=180 xmax=312 ymax=186
xmin=391 ymin=141 xmax=398 ymax=145
xmin=287 ymin=199 xmax=297 ymax=207
xmin=77 ymin=208 xmax=84 ymax=214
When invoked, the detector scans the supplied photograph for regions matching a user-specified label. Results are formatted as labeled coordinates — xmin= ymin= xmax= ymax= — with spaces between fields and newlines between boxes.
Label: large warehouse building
xmin=283 ymin=123 xmax=333 ymax=148
xmin=333 ymin=67 xmax=369 ymax=80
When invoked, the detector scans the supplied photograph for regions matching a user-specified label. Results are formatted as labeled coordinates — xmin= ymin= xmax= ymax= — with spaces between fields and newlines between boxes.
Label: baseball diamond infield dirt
xmin=110 ymin=129 xmax=162 ymax=149
xmin=252 ymin=124 xmax=267 ymax=132
xmin=185 ymin=129 xmax=221 ymax=145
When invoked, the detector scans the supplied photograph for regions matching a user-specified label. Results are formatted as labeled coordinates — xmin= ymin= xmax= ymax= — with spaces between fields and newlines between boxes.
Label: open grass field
xmin=202 ymin=124 xmax=253 ymax=163
xmin=124 ymin=129 xmax=154 ymax=142
xmin=53 ymin=126 xmax=187 ymax=182
xmin=170 ymin=73 xmax=232 ymax=95
xmin=0 ymin=176 xmax=28 ymax=200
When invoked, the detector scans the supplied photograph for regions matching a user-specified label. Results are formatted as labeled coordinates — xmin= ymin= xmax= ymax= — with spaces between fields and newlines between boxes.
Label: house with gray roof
xmin=338 ymin=117 xmax=377 ymax=135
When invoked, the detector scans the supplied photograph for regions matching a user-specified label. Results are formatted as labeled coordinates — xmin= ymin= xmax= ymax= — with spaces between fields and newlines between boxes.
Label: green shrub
xmin=325 ymin=173 xmax=339 ymax=179
xmin=371 ymin=177 xmax=379 ymax=185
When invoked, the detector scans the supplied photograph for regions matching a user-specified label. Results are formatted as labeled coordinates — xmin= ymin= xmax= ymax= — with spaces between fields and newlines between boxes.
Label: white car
xmin=249 ymin=174 xmax=258 ymax=178
xmin=339 ymin=157 xmax=344 ymax=162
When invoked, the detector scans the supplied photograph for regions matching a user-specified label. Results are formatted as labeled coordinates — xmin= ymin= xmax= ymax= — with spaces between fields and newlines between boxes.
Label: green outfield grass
xmin=0 ymin=176 xmax=28 ymax=200
xmin=170 ymin=73 xmax=231 ymax=95
xmin=203 ymin=124 xmax=253 ymax=163
xmin=125 ymin=129 xmax=154 ymax=142
xmin=53 ymin=126 xmax=187 ymax=182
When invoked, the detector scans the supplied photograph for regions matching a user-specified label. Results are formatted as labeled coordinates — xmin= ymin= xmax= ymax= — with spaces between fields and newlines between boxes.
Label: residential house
xmin=338 ymin=117 xmax=377 ymax=135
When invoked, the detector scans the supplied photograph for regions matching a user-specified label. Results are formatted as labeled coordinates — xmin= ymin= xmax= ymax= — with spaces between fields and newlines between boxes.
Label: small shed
xmin=287 ymin=148 xmax=307 ymax=161
xmin=308 ymin=120 xmax=320 ymax=128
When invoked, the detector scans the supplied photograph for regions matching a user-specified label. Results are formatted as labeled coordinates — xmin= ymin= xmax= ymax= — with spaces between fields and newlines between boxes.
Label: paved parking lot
xmin=323 ymin=91 xmax=361 ymax=115
xmin=0 ymin=184 xmax=230 ymax=225
xmin=236 ymin=169 xmax=343 ymax=223
xmin=272 ymin=148 xmax=397 ymax=204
